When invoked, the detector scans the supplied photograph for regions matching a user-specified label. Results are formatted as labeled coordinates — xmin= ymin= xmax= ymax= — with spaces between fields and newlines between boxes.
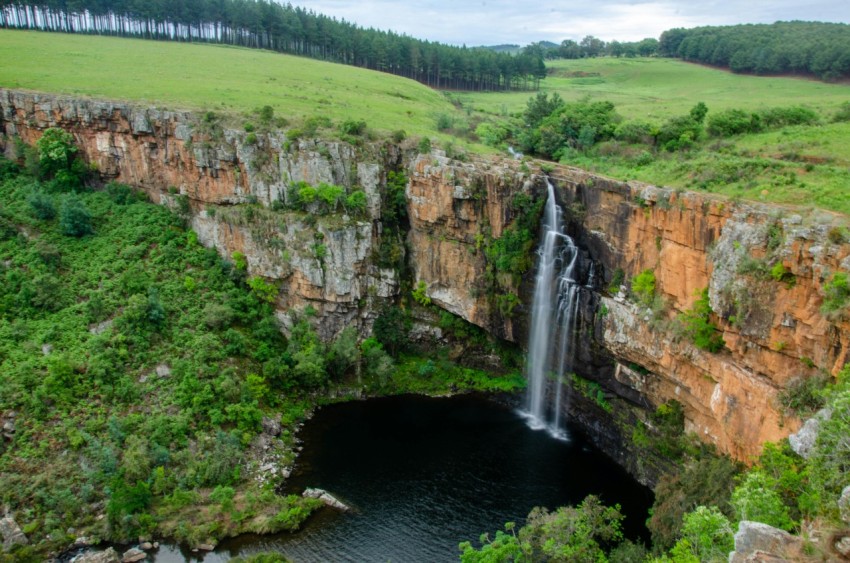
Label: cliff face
xmin=2 ymin=89 xmax=848 ymax=465
xmin=550 ymin=171 xmax=849 ymax=460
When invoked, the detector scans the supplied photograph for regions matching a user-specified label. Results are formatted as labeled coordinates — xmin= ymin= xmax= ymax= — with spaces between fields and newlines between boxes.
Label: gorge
xmin=1 ymin=87 xmax=849 ymax=558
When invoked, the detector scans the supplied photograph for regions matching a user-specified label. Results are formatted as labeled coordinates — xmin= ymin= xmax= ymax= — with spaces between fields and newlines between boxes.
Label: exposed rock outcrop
xmin=788 ymin=408 xmax=832 ymax=459
xmin=729 ymin=521 xmax=802 ymax=563
xmin=2 ymin=89 xmax=848 ymax=466
xmin=0 ymin=515 xmax=27 ymax=549
xmin=840 ymin=486 xmax=850 ymax=525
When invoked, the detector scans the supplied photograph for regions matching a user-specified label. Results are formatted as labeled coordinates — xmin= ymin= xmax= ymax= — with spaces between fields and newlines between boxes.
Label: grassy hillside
xmin=0 ymin=30 xmax=458 ymax=140
xmin=457 ymin=57 xmax=850 ymax=216
xmin=459 ymin=57 xmax=850 ymax=121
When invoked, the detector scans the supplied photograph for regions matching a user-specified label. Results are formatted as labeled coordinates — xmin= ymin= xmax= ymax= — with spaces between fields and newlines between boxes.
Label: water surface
xmin=151 ymin=393 xmax=652 ymax=562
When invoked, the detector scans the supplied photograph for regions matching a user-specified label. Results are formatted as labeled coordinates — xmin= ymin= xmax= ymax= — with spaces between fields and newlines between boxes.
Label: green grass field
xmin=0 ymin=29 xmax=459 ymax=139
xmin=459 ymin=57 xmax=850 ymax=121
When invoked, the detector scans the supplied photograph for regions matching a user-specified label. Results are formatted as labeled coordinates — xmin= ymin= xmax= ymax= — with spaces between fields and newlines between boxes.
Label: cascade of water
xmin=521 ymin=179 xmax=581 ymax=440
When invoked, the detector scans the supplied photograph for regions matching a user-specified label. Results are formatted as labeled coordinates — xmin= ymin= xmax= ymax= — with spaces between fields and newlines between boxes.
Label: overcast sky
xmin=293 ymin=1 xmax=850 ymax=46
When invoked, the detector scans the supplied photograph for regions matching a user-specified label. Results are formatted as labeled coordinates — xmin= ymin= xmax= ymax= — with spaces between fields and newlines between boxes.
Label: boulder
xmin=72 ymin=548 xmax=120 ymax=563
xmin=835 ymin=535 xmax=850 ymax=558
xmin=121 ymin=547 xmax=146 ymax=562
xmin=73 ymin=536 xmax=97 ymax=547
xmin=303 ymin=488 xmax=350 ymax=511
xmin=788 ymin=408 xmax=832 ymax=459
xmin=0 ymin=516 xmax=28 ymax=549
xmin=261 ymin=416 xmax=281 ymax=437
xmin=840 ymin=485 xmax=850 ymax=525
xmin=2 ymin=419 xmax=14 ymax=439
xmin=729 ymin=521 xmax=801 ymax=563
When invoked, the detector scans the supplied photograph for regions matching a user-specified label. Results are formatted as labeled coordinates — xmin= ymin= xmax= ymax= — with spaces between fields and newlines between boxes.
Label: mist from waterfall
xmin=520 ymin=179 xmax=580 ymax=441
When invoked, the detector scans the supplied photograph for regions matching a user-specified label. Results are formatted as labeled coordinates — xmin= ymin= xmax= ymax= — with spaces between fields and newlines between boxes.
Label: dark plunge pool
xmin=152 ymin=393 xmax=653 ymax=562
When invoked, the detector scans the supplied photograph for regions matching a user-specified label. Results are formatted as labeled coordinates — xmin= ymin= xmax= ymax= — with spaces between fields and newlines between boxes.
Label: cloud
xmin=294 ymin=0 xmax=850 ymax=45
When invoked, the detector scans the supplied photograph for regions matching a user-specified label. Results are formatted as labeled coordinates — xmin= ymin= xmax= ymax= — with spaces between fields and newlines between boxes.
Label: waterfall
xmin=520 ymin=179 xmax=581 ymax=441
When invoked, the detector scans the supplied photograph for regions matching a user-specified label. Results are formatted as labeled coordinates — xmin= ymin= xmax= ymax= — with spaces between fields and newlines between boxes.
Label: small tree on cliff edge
xmin=36 ymin=127 xmax=88 ymax=189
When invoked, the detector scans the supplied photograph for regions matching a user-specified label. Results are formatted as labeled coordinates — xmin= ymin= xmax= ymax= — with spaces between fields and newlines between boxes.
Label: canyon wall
xmin=2 ymin=89 xmax=848 ymax=468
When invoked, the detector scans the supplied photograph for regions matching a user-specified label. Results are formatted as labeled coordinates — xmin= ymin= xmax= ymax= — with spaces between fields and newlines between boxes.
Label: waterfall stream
xmin=521 ymin=179 xmax=580 ymax=440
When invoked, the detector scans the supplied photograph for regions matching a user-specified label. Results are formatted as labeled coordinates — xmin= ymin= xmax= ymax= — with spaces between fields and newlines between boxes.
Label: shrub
xmin=682 ymin=288 xmax=724 ymax=352
xmin=391 ymin=129 xmax=407 ymax=142
xmin=657 ymin=115 xmax=702 ymax=151
xmin=519 ymin=496 xmax=624 ymax=562
xmin=344 ymin=190 xmax=368 ymax=215
xmin=203 ymin=302 xmax=235 ymax=329
xmin=245 ymin=132 xmax=258 ymax=145
xmin=59 ymin=195 xmax=93 ymax=236
xmin=106 ymin=182 xmax=146 ymax=205
xmin=412 ymin=280 xmax=431 ymax=306
xmin=707 ymin=108 xmax=760 ymax=137
xmin=614 ymin=120 xmax=655 ymax=144
xmin=631 ymin=269 xmax=656 ymax=306
xmin=247 ymin=276 xmax=278 ymax=303
xmin=675 ymin=505 xmax=735 ymax=562
xmin=732 ymin=471 xmax=794 ymax=530
xmin=27 ymin=189 xmax=56 ymax=220
xmin=417 ymin=137 xmax=432 ymax=153
xmin=778 ymin=373 xmax=831 ymax=416
xmin=474 ymin=122 xmax=510 ymax=147
xmin=434 ymin=113 xmax=455 ymax=131
xmin=827 ymin=226 xmax=846 ymax=244
xmin=770 ymin=263 xmax=795 ymax=286
xmin=231 ymin=251 xmax=248 ymax=271
xmin=648 ymin=452 xmax=740 ymax=549
xmin=339 ymin=119 xmax=367 ymax=136
xmin=807 ymin=386 xmax=850 ymax=518
xmin=37 ymin=127 xmax=77 ymax=178
xmin=821 ymin=272 xmax=850 ymax=314
xmin=759 ymin=106 xmax=819 ymax=128
xmin=316 ymin=182 xmax=344 ymax=213
xmin=258 ymin=105 xmax=275 ymax=123
xmin=831 ymin=102 xmax=850 ymax=123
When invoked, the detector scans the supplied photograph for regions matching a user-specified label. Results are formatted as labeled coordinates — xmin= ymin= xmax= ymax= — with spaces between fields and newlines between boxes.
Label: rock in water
xmin=72 ymin=548 xmax=121 ymax=563
xmin=303 ymin=488 xmax=351 ymax=511
xmin=121 ymin=547 xmax=146 ymax=562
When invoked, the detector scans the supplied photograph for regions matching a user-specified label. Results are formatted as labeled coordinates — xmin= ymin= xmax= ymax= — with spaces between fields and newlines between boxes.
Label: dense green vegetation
xmin=0 ymin=1 xmax=545 ymax=91
xmin=0 ymin=132 xmax=522 ymax=559
xmin=464 ymin=364 xmax=850 ymax=561
xmin=660 ymin=22 xmax=850 ymax=82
